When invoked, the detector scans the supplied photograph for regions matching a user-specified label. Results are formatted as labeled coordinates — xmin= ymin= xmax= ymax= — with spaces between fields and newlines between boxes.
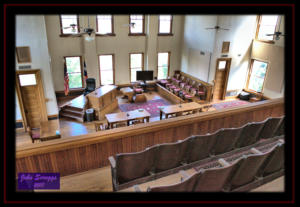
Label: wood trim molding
xmin=16 ymin=98 xmax=284 ymax=158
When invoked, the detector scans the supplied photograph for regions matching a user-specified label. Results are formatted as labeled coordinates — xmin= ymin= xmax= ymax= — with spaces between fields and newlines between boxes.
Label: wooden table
xmin=160 ymin=102 xmax=204 ymax=120
xmin=39 ymin=119 xmax=61 ymax=141
xmin=105 ymin=109 xmax=151 ymax=129
xmin=120 ymin=87 xmax=134 ymax=102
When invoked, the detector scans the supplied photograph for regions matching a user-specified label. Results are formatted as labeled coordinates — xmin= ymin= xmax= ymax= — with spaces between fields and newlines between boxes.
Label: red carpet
xmin=119 ymin=99 xmax=171 ymax=118
xmin=212 ymin=100 xmax=249 ymax=109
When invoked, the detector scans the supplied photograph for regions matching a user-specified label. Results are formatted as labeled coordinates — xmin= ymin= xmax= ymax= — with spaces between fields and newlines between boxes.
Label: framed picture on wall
xmin=16 ymin=46 xmax=32 ymax=63
xmin=221 ymin=41 xmax=230 ymax=53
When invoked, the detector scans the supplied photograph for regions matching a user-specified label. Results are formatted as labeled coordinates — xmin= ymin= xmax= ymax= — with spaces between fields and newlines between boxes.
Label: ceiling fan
xmin=266 ymin=17 xmax=285 ymax=40
xmin=205 ymin=26 xmax=229 ymax=31
xmin=122 ymin=22 xmax=135 ymax=28
xmin=63 ymin=16 xmax=96 ymax=40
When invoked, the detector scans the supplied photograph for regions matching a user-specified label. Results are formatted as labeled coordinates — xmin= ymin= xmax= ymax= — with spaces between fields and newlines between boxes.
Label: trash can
xmin=86 ymin=108 xmax=94 ymax=122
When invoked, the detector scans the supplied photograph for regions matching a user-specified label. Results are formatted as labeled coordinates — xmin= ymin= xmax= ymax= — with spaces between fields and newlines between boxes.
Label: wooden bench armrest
xmin=218 ymin=158 xmax=230 ymax=167
xmin=133 ymin=185 xmax=142 ymax=192
xmin=179 ymin=170 xmax=190 ymax=181
xmin=108 ymin=156 xmax=116 ymax=168
xmin=250 ymin=147 xmax=262 ymax=154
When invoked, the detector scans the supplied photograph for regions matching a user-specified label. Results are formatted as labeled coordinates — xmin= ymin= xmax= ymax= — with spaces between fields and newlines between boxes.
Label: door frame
xmin=15 ymin=69 xmax=48 ymax=131
xmin=213 ymin=58 xmax=232 ymax=100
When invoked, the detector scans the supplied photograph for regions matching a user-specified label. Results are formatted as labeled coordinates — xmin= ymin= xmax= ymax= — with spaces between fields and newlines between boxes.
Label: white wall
xmin=45 ymin=15 xmax=184 ymax=91
xmin=208 ymin=15 xmax=257 ymax=91
xmin=251 ymin=40 xmax=284 ymax=98
xmin=16 ymin=15 xmax=58 ymax=117
xmin=180 ymin=15 xmax=217 ymax=81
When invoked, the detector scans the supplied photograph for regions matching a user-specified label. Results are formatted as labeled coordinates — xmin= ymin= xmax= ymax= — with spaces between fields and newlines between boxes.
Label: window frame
xmin=157 ymin=52 xmax=171 ymax=80
xmin=255 ymin=15 xmax=281 ymax=44
xmin=59 ymin=15 xmax=80 ymax=36
xmin=128 ymin=15 xmax=146 ymax=36
xmin=246 ymin=59 xmax=269 ymax=93
xmin=96 ymin=15 xmax=116 ymax=36
xmin=98 ymin=54 xmax=115 ymax=86
xmin=64 ymin=56 xmax=84 ymax=89
xmin=158 ymin=15 xmax=173 ymax=36
xmin=129 ymin=53 xmax=144 ymax=83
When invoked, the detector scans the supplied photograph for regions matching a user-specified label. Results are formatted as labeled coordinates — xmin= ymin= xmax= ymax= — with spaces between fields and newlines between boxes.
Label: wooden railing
xmin=16 ymin=98 xmax=284 ymax=177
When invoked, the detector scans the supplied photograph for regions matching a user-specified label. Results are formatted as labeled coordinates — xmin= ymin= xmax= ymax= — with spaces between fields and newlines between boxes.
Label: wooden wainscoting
xmin=16 ymin=98 xmax=284 ymax=177
xmin=156 ymin=83 xmax=183 ymax=104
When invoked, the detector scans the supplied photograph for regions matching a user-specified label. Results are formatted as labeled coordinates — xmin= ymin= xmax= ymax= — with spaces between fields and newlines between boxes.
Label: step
xmin=60 ymin=112 xmax=84 ymax=123
xmin=62 ymin=108 xmax=85 ymax=116
xmin=64 ymin=105 xmax=85 ymax=112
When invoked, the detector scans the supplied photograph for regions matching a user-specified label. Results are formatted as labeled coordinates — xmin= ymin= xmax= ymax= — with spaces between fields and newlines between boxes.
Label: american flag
xmin=84 ymin=60 xmax=88 ymax=85
xmin=64 ymin=62 xmax=69 ymax=96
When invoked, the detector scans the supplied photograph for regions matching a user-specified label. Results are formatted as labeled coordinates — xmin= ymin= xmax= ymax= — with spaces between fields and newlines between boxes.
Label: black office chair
xmin=84 ymin=78 xmax=96 ymax=95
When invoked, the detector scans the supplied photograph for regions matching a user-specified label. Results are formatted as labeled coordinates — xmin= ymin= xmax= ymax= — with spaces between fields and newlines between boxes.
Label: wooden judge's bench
xmin=86 ymin=85 xmax=118 ymax=120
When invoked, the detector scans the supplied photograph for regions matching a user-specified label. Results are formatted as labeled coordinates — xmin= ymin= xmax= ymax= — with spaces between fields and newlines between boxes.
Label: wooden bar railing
xmin=16 ymin=98 xmax=284 ymax=177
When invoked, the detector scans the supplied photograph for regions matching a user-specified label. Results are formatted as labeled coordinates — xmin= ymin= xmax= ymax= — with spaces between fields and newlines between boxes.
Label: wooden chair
xmin=28 ymin=127 xmax=40 ymax=143
xmin=236 ymin=120 xmax=266 ymax=148
xmin=109 ymin=146 xmax=156 ymax=191
xmin=94 ymin=121 xmax=107 ymax=131
xmin=274 ymin=116 xmax=285 ymax=137
xmin=225 ymin=147 xmax=273 ymax=191
xmin=257 ymin=140 xmax=285 ymax=178
xmin=145 ymin=170 xmax=198 ymax=192
xmin=130 ymin=117 xmax=145 ymax=125
xmin=193 ymin=158 xmax=238 ymax=192
xmin=132 ymin=82 xmax=144 ymax=94
xmin=212 ymin=126 xmax=244 ymax=155
xmin=112 ymin=121 xmax=127 ymax=129
xmin=154 ymin=139 xmax=189 ymax=173
xmin=187 ymin=134 xmax=216 ymax=163
xmin=133 ymin=94 xmax=147 ymax=103
xmin=259 ymin=117 xmax=282 ymax=139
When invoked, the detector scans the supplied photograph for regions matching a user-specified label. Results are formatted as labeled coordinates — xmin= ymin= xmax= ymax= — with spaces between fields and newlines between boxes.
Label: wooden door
xmin=213 ymin=58 xmax=231 ymax=101
xmin=16 ymin=70 xmax=48 ymax=130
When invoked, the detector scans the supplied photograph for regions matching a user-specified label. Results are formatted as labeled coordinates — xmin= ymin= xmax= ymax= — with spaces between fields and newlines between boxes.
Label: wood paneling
xmin=16 ymin=98 xmax=284 ymax=177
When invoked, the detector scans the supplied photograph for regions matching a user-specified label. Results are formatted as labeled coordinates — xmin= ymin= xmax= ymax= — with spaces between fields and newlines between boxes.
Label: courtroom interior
xmin=15 ymin=14 xmax=285 ymax=192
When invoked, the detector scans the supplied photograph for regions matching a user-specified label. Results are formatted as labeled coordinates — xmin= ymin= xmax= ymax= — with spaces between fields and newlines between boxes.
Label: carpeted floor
xmin=119 ymin=99 xmax=172 ymax=118
xmin=213 ymin=100 xmax=249 ymax=110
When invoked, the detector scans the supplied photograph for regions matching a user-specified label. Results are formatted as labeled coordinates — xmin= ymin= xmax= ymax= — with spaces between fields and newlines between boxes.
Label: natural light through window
xmin=19 ymin=74 xmax=37 ymax=86
xmin=159 ymin=15 xmax=172 ymax=34
xmin=257 ymin=15 xmax=279 ymax=41
xmin=130 ymin=53 xmax=143 ymax=82
xmin=248 ymin=60 xmax=268 ymax=93
xmin=218 ymin=61 xmax=227 ymax=70
xmin=99 ymin=55 xmax=114 ymax=85
xmin=65 ymin=57 xmax=82 ymax=88
xmin=157 ymin=52 xmax=169 ymax=80
xmin=130 ymin=15 xmax=144 ymax=34
xmin=60 ymin=15 xmax=79 ymax=34
xmin=97 ymin=15 xmax=113 ymax=34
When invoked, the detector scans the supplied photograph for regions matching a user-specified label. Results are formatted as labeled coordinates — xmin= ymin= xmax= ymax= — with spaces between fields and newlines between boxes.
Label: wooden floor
xmin=15 ymin=92 xmax=243 ymax=148
xmin=35 ymin=163 xmax=284 ymax=192
xmin=16 ymin=91 xmax=172 ymax=148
